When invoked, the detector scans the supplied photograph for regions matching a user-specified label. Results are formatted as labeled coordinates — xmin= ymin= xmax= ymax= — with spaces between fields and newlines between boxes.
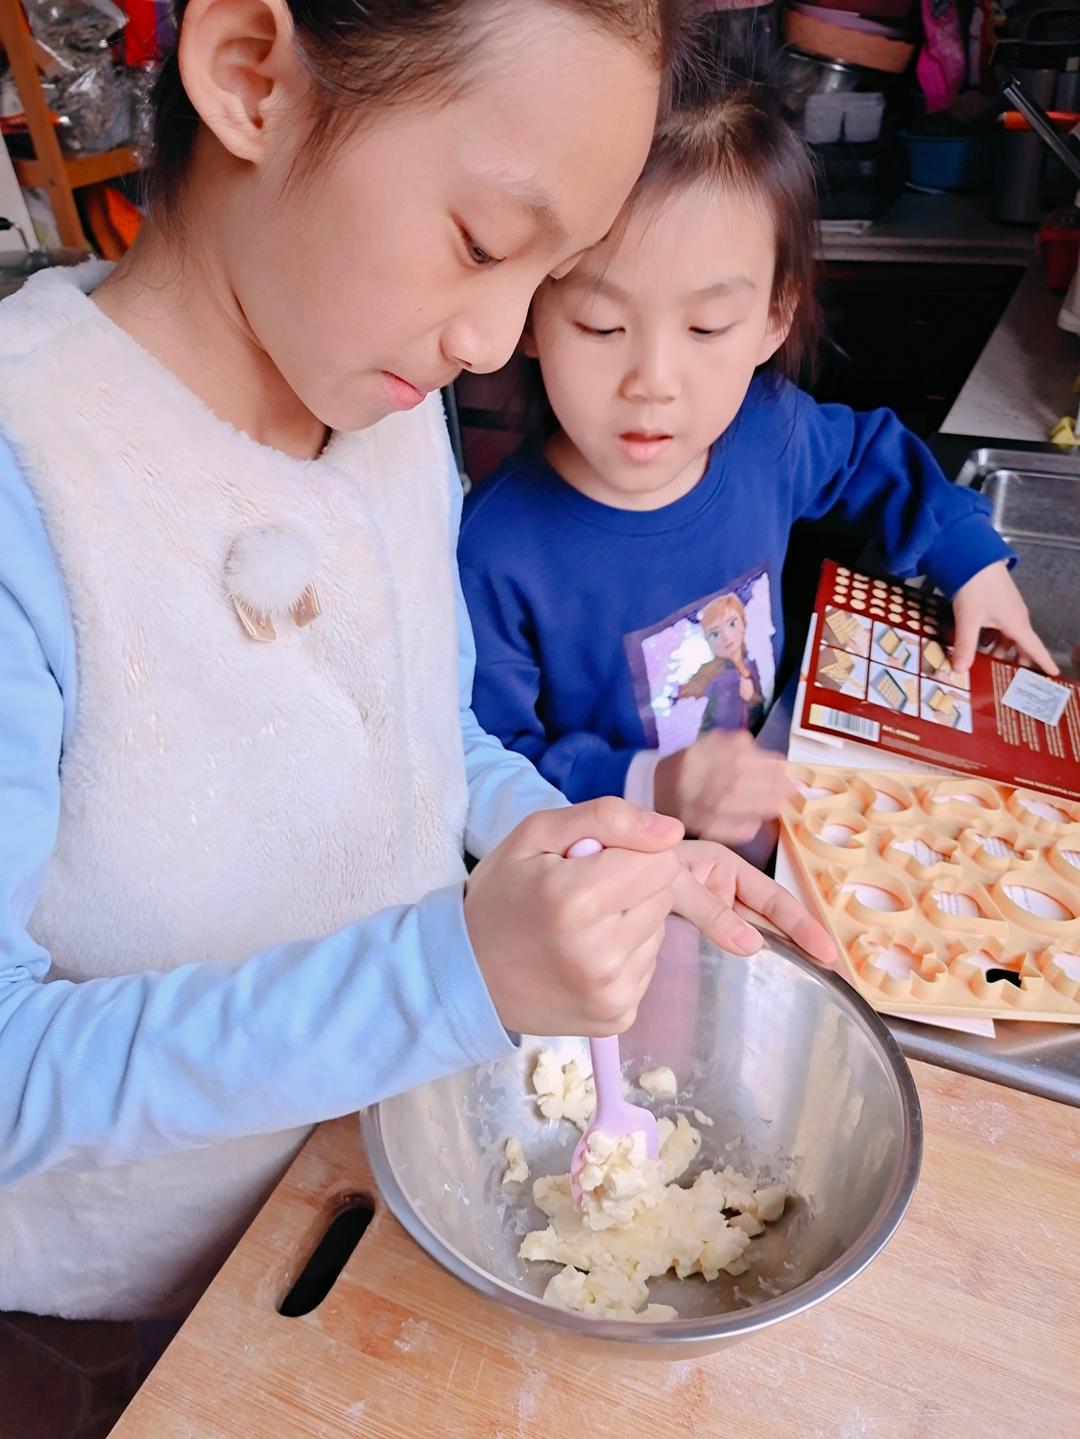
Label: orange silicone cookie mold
xmin=780 ymin=766 xmax=1080 ymax=1023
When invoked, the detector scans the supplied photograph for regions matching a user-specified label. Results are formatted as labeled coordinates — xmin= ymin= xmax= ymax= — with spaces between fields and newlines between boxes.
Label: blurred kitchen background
xmin=2 ymin=0 xmax=1079 ymax=452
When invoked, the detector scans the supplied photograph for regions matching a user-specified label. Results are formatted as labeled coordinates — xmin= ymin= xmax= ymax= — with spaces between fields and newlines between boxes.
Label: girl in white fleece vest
xmin=0 ymin=0 xmax=829 ymax=1323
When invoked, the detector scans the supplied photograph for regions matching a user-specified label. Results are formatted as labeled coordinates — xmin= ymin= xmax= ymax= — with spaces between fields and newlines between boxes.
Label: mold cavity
xmin=1003 ymin=886 xmax=1073 ymax=923
xmin=934 ymin=891 xmax=980 ymax=918
xmin=1052 ymin=953 xmax=1080 ymax=981
xmin=843 ymin=883 xmax=904 ymax=912
xmin=867 ymin=945 xmax=918 ymax=980
xmin=818 ymin=822 xmax=859 ymax=847
xmin=981 ymin=836 xmax=1018 ymax=859
xmin=1021 ymin=797 xmax=1068 ymax=824
xmin=932 ymin=792 xmax=988 ymax=809
xmin=872 ymin=790 xmax=903 ymax=813
xmin=800 ymin=783 xmax=837 ymax=801
xmin=894 ymin=836 xmax=947 ymax=867
xmin=964 ymin=949 xmax=1003 ymax=975
xmin=1059 ymin=850 xmax=1080 ymax=870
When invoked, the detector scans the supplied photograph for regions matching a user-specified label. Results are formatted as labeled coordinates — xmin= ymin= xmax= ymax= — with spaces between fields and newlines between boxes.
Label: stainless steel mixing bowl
xmin=363 ymin=923 xmax=922 ymax=1359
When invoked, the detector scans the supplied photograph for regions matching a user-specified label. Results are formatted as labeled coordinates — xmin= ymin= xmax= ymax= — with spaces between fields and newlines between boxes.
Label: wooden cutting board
xmin=110 ymin=1061 xmax=1080 ymax=1439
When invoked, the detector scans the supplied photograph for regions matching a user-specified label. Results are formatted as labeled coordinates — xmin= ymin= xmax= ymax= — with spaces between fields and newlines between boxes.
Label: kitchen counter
xmin=819 ymin=191 xmax=1036 ymax=267
xmin=110 ymin=1063 xmax=1079 ymax=1439
xmin=942 ymin=260 xmax=1080 ymax=442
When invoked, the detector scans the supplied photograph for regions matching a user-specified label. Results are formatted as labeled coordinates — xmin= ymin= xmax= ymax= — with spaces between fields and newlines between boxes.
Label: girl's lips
xmin=381 ymin=372 xmax=426 ymax=411
xmin=617 ymin=432 xmax=673 ymax=463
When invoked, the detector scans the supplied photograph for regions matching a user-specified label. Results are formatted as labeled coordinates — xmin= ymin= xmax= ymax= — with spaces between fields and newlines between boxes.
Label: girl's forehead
xmin=584 ymin=180 xmax=777 ymax=293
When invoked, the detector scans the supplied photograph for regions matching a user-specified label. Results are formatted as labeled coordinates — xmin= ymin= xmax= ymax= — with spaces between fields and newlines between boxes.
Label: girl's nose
xmin=621 ymin=341 xmax=678 ymax=404
xmin=443 ymin=294 xmax=530 ymax=377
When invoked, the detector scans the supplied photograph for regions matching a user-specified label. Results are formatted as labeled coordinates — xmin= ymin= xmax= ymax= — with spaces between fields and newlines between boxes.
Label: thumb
xmin=516 ymin=797 xmax=684 ymax=857
xmin=949 ymin=608 xmax=981 ymax=674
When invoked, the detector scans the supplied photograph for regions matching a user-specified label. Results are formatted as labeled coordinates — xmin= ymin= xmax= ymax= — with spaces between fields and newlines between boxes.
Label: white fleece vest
xmin=0 ymin=264 xmax=468 ymax=1319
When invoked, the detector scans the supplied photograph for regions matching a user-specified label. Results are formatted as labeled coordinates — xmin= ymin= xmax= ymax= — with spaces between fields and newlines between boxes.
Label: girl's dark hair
xmin=150 ymin=0 xmax=681 ymax=214
xmin=632 ymin=89 xmax=822 ymax=382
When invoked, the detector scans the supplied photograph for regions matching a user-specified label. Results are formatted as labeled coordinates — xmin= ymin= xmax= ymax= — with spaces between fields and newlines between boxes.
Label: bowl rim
xmin=362 ymin=943 xmax=924 ymax=1349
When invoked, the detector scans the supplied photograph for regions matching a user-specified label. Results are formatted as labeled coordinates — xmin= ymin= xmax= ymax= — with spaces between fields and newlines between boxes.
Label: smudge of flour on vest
xmin=512 ymin=1050 xmax=787 ymax=1322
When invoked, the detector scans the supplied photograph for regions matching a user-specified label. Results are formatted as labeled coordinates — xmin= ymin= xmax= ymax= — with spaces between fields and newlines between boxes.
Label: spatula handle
xmin=566 ymin=838 xmax=626 ymax=1124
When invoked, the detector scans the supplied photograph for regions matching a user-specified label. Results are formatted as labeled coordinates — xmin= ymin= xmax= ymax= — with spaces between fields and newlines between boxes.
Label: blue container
xmin=901 ymin=134 xmax=994 ymax=192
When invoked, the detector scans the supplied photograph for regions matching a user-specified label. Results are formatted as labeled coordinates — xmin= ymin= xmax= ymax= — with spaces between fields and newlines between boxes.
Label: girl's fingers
xmin=616 ymin=889 xmax=677 ymax=954
xmin=1012 ymin=624 xmax=1059 ymax=677
xmin=518 ymin=796 xmax=684 ymax=860
xmin=670 ymin=869 xmax=761 ymax=955
xmin=565 ymin=848 xmax=681 ymax=913
xmin=724 ymin=857 xmax=838 ymax=967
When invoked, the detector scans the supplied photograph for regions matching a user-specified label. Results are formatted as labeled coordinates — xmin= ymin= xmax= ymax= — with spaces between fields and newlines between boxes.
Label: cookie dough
xmin=521 ymin=1114 xmax=786 ymax=1321
xmin=638 ymin=1065 xmax=678 ymax=1099
xmin=502 ymin=1137 xmax=529 ymax=1186
xmin=543 ymin=1264 xmax=677 ymax=1323
xmin=575 ymin=1129 xmax=661 ymax=1231
xmin=531 ymin=1048 xmax=595 ymax=1130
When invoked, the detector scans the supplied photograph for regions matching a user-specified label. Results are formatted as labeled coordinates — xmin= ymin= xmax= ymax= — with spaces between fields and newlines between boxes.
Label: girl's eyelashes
xmin=458 ymin=225 xmax=503 ymax=268
xmin=574 ymin=321 xmax=622 ymax=338
xmin=690 ymin=324 xmax=734 ymax=339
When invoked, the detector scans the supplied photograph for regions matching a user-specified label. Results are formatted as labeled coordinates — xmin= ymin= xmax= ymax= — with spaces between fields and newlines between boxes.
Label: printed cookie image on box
xmin=920 ymin=681 xmax=972 ymax=733
xmin=822 ymin=605 xmax=871 ymax=658
xmin=815 ymin=643 xmax=869 ymax=698
xmin=871 ymin=621 xmax=920 ymax=674
xmin=867 ymin=664 xmax=917 ymax=713
xmin=920 ymin=637 xmax=970 ymax=691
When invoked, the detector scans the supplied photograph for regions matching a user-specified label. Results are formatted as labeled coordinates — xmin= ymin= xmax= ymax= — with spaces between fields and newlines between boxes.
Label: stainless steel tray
xmin=955 ymin=447 xmax=1080 ymax=678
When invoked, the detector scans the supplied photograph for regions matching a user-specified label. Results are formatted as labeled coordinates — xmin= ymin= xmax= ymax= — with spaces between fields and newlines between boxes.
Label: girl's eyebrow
xmin=559 ymin=274 xmax=757 ymax=299
xmin=690 ymin=277 xmax=755 ymax=298
xmin=466 ymin=162 xmax=567 ymax=242
xmin=559 ymin=272 xmax=626 ymax=299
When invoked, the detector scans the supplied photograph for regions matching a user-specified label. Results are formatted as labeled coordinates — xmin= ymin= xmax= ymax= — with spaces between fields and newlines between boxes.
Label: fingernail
xmin=732 ymin=921 xmax=760 ymax=952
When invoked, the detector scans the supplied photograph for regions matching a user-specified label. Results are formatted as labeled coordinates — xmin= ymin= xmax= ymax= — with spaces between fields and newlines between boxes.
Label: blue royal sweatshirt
xmin=459 ymin=376 xmax=1011 ymax=803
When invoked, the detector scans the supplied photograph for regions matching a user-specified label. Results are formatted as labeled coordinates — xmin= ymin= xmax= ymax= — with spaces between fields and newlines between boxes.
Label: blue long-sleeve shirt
xmin=459 ymin=377 xmax=1011 ymax=803
xmin=0 ymin=434 xmax=564 ymax=1186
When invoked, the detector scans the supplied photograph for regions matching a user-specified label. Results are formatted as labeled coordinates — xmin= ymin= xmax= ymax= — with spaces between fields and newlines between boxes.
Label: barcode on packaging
xmin=809 ymin=704 xmax=881 ymax=743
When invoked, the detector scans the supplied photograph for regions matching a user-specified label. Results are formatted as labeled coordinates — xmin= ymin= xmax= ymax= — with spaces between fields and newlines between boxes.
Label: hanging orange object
xmin=82 ymin=184 xmax=144 ymax=260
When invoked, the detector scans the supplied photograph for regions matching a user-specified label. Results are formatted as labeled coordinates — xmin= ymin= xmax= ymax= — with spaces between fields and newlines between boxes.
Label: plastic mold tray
xmin=780 ymin=765 xmax=1080 ymax=1023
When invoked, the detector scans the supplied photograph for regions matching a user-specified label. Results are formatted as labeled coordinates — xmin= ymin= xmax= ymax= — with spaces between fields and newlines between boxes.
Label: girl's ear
xmin=179 ymin=0 xmax=302 ymax=165
xmin=756 ymin=287 xmax=796 ymax=367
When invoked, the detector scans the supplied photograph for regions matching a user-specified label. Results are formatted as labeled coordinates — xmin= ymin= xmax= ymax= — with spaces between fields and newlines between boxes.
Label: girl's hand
xmin=951 ymin=562 xmax=1058 ymax=675
xmin=654 ymin=729 xmax=797 ymax=846
xmin=673 ymin=840 xmax=837 ymax=968
xmin=464 ymin=799 xmax=686 ymax=1037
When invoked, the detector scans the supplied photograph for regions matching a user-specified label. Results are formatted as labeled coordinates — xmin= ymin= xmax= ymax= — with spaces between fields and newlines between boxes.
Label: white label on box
xmin=1001 ymin=670 xmax=1070 ymax=728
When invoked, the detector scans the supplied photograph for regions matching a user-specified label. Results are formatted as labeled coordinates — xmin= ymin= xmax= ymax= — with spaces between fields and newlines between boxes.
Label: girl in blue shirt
xmin=460 ymin=91 xmax=1057 ymax=847
xmin=0 ymin=3 xmax=831 ymax=1323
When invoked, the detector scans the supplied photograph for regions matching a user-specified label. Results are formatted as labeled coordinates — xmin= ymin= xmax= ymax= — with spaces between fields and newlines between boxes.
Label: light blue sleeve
xmin=448 ymin=455 xmax=569 ymax=857
xmin=0 ymin=437 xmax=516 ymax=1185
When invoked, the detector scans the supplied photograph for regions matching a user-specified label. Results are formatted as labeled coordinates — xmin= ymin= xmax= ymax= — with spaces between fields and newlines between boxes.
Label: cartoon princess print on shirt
xmin=677 ymin=593 xmax=764 ymax=735
xmin=624 ymin=566 xmax=776 ymax=755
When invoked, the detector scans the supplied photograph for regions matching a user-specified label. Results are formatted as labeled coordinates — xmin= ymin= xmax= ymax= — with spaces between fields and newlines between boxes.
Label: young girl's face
xmin=707 ymin=608 xmax=744 ymax=661
xmin=205 ymin=4 xmax=659 ymax=433
xmin=529 ymin=177 xmax=789 ymax=506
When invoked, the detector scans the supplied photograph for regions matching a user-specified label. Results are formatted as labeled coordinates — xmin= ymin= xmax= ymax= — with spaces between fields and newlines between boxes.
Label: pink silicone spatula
xmin=566 ymin=837 xmax=660 ymax=1206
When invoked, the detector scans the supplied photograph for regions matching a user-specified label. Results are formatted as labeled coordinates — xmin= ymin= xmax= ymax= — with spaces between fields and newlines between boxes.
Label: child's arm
xmin=446 ymin=461 xmax=569 ymax=853
xmin=459 ymin=559 xmax=640 ymax=802
xmin=790 ymin=391 xmax=1053 ymax=672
